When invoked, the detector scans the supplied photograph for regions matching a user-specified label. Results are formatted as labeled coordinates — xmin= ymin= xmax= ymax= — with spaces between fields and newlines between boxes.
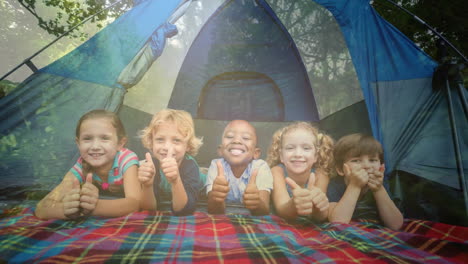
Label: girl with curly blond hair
xmin=266 ymin=122 xmax=334 ymax=221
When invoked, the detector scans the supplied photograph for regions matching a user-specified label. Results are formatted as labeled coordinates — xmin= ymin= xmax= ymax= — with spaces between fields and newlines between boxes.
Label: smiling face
xmin=76 ymin=117 xmax=125 ymax=175
xmin=280 ymin=128 xmax=318 ymax=177
xmin=219 ymin=120 xmax=260 ymax=171
xmin=151 ymin=121 xmax=188 ymax=166
xmin=338 ymin=154 xmax=381 ymax=183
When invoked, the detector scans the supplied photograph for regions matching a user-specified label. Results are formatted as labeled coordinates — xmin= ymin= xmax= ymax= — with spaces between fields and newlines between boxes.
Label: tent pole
xmin=435 ymin=40 xmax=468 ymax=218
xmin=444 ymin=77 xmax=468 ymax=217
xmin=0 ymin=0 xmax=125 ymax=82
xmin=457 ymin=82 xmax=468 ymax=119
xmin=380 ymin=0 xmax=468 ymax=219
xmin=378 ymin=0 xmax=467 ymax=64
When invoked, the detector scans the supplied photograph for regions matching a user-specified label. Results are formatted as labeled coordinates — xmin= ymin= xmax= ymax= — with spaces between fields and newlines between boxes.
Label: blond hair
xmin=266 ymin=122 xmax=334 ymax=175
xmin=140 ymin=109 xmax=202 ymax=156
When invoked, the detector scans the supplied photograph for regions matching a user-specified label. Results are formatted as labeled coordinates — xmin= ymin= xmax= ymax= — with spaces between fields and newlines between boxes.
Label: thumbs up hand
xmin=285 ymin=176 xmax=314 ymax=216
xmin=368 ymin=164 xmax=385 ymax=192
xmin=80 ymin=173 xmax=99 ymax=216
xmin=138 ymin=152 xmax=156 ymax=187
xmin=211 ymin=160 xmax=230 ymax=203
xmin=161 ymin=147 xmax=180 ymax=184
xmin=63 ymin=177 xmax=81 ymax=219
xmin=243 ymin=169 xmax=260 ymax=210
xmin=345 ymin=163 xmax=368 ymax=188
xmin=306 ymin=172 xmax=329 ymax=213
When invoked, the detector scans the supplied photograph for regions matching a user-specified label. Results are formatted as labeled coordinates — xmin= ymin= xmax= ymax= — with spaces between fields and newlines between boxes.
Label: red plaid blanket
xmin=0 ymin=207 xmax=467 ymax=263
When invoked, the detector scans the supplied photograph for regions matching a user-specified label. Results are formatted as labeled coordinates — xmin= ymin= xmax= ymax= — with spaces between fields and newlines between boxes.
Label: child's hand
xmin=211 ymin=160 xmax=230 ymax=203
xmin=243 ymin=169 xmax=260 ymax=210
xmin=307 ymin=172 xmax=329 ymax=213
xmin=161 ymin=147 xmax=180 ymax=184
xmin=63 ymin=177 xmax=81 ymax=219
xmin=368 ymin=164 xmax=385 ymax=192
xmin=344 ymin=163 xmax=368 ymax=188
xmin=80 ymin=173 xmax=99 ymax=216
xmin=285 ymin=174 xmax=316 ymax=216
xmin=138 ymin=152 xmax=156 ymax=187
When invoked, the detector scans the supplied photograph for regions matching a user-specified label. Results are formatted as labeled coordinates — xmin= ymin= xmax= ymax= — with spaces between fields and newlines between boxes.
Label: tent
xmin=0 ymin=0 xmax=467 ymax=224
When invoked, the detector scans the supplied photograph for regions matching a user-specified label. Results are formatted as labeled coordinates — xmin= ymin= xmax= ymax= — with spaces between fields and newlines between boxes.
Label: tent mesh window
xmin=197 ymin=71 xmax=284 ymax=121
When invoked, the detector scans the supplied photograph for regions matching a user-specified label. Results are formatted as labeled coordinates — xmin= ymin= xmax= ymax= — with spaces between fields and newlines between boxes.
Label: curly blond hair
xmin=266 ymin=122 xmax=334 ymax=175
xmin=140 ymin=109 xmax=203 ymax=156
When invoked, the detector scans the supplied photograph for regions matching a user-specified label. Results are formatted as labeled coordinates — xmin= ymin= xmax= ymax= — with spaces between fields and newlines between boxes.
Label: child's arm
xmin=207 ymin=160 xmax=229 ymax=214
xmin=164 ymin=153 xmax=201 ymax=216
xmin=139 ymin=153 xmax=157 ymax=210
xmin=328 ymin=164 xmax=368 ymax=224
xmin=160 ymin=148 xmax=189 ymax=213
xmin=35 ymin=172 xmax=81 ymax=220
xmin=90 ymin=164 xmax=141 ymax=217
xmin=315 ymin=168 xmax=330 ymax=194
xmin=243 ymin=169 xmax=270 ymax=216
xmin=271 ymin=166 xmax=300 ymax=220
xmin=369 ymin=166 xmax=403 ymax=230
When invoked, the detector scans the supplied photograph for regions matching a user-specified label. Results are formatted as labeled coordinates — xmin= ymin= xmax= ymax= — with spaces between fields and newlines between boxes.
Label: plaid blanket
xmin=0 ymin=208 xmax=467 ymax=263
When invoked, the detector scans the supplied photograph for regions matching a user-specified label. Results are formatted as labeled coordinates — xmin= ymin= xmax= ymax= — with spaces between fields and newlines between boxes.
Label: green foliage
xmin=18 ymin=0 xmax=132 ymax=39
xmin=372 ymin=0 xmax=467 ymax=85
xmin=373 ymin=0 xmax=466 ymax=60
xmin=0 ymin=80 xmax=18 ymax=98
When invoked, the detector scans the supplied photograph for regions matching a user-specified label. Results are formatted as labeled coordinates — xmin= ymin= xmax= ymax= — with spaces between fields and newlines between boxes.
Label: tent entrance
xmin=168 ymin=0 xmax=319 ymax=122
xmin=198 ymin=71 xmax=285 ymax=121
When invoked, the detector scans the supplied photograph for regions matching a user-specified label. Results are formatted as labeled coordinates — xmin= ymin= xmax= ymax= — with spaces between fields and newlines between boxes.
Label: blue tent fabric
xmin=0 ymin=73 xmax=125 ymax=187
xmin=168 ymin=0 xmax=319 ymax=121
xmin=40 ymin=0 xmax=181 ymax=88
xmin=0 ymin=0 xmax=466 ymax=221
xmin=118 ymin=21 xmax=178 ymax=88
xmin=0 ymin=0 xmax=182 ymax=187
xmin=312 ymin=0 xmax=467 ymax=189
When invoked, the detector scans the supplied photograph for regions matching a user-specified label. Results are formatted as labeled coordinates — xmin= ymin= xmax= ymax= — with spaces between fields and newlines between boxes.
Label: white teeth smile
xmin=291 ymin=161 xmax=305 ymax=164
xmin=90 ymin=153 xmax=103 ymax=157
xmin=229 ymin=149 xmax=244 ymax=156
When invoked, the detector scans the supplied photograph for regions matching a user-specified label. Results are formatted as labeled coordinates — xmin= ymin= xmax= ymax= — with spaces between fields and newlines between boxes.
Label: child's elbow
xmin=34 ymin=201 xmax=50 ymax=220
xmin=34 ymin=206 xmax=46 ymax=220
xmin=328 ymin=209 xmax=351 ymax=224
xmin=126 ymin=197 xmax=140 ymax=212
xmin=328 ymin=215 xmax=351 ymax=224
xmin=386 ymin=215 xmax=404 ymax=230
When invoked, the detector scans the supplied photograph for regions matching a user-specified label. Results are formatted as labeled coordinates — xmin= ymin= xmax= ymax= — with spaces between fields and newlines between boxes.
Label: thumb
xmin=285 ymin=177 xmax=300 ymax=190
xmin=307 ymin=172 xmax=316 ymax=191
xmin=248 ymin=169 xmax=258 ymax=186
xmin=145 ymin=152 xmax=154 ymax=165
xmin=86 ymin=173 xmax=93 ymax=183
xmin=216 ymin=160 xmax=226 ymax=180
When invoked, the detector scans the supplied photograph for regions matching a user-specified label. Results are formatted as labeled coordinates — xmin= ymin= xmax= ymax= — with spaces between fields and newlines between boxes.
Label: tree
xmin=372 ymin=0 xmax=467 ymax=84
xmin=17 ymin=0 xmax=132 ymax=39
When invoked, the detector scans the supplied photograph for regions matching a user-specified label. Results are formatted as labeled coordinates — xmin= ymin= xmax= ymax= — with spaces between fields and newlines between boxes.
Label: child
xmin=206 ymin=120 xmax=273 ymax=215
xmin=267 ymin=122 xmax=334 ymax=221
xmin=327 ymin=133 xmax=403 ymax=230
xmin=138 ymin=109 xmax=203 ymax=216
xmin=35 ymin=109 xmax=141 ymax=219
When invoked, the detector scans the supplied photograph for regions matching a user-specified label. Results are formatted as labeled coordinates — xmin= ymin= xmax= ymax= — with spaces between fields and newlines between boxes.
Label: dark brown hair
xmin=333 ymin=133 xmax=383 ymax=173
xmin=75 ymin=109 xmax=127 ymax=175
